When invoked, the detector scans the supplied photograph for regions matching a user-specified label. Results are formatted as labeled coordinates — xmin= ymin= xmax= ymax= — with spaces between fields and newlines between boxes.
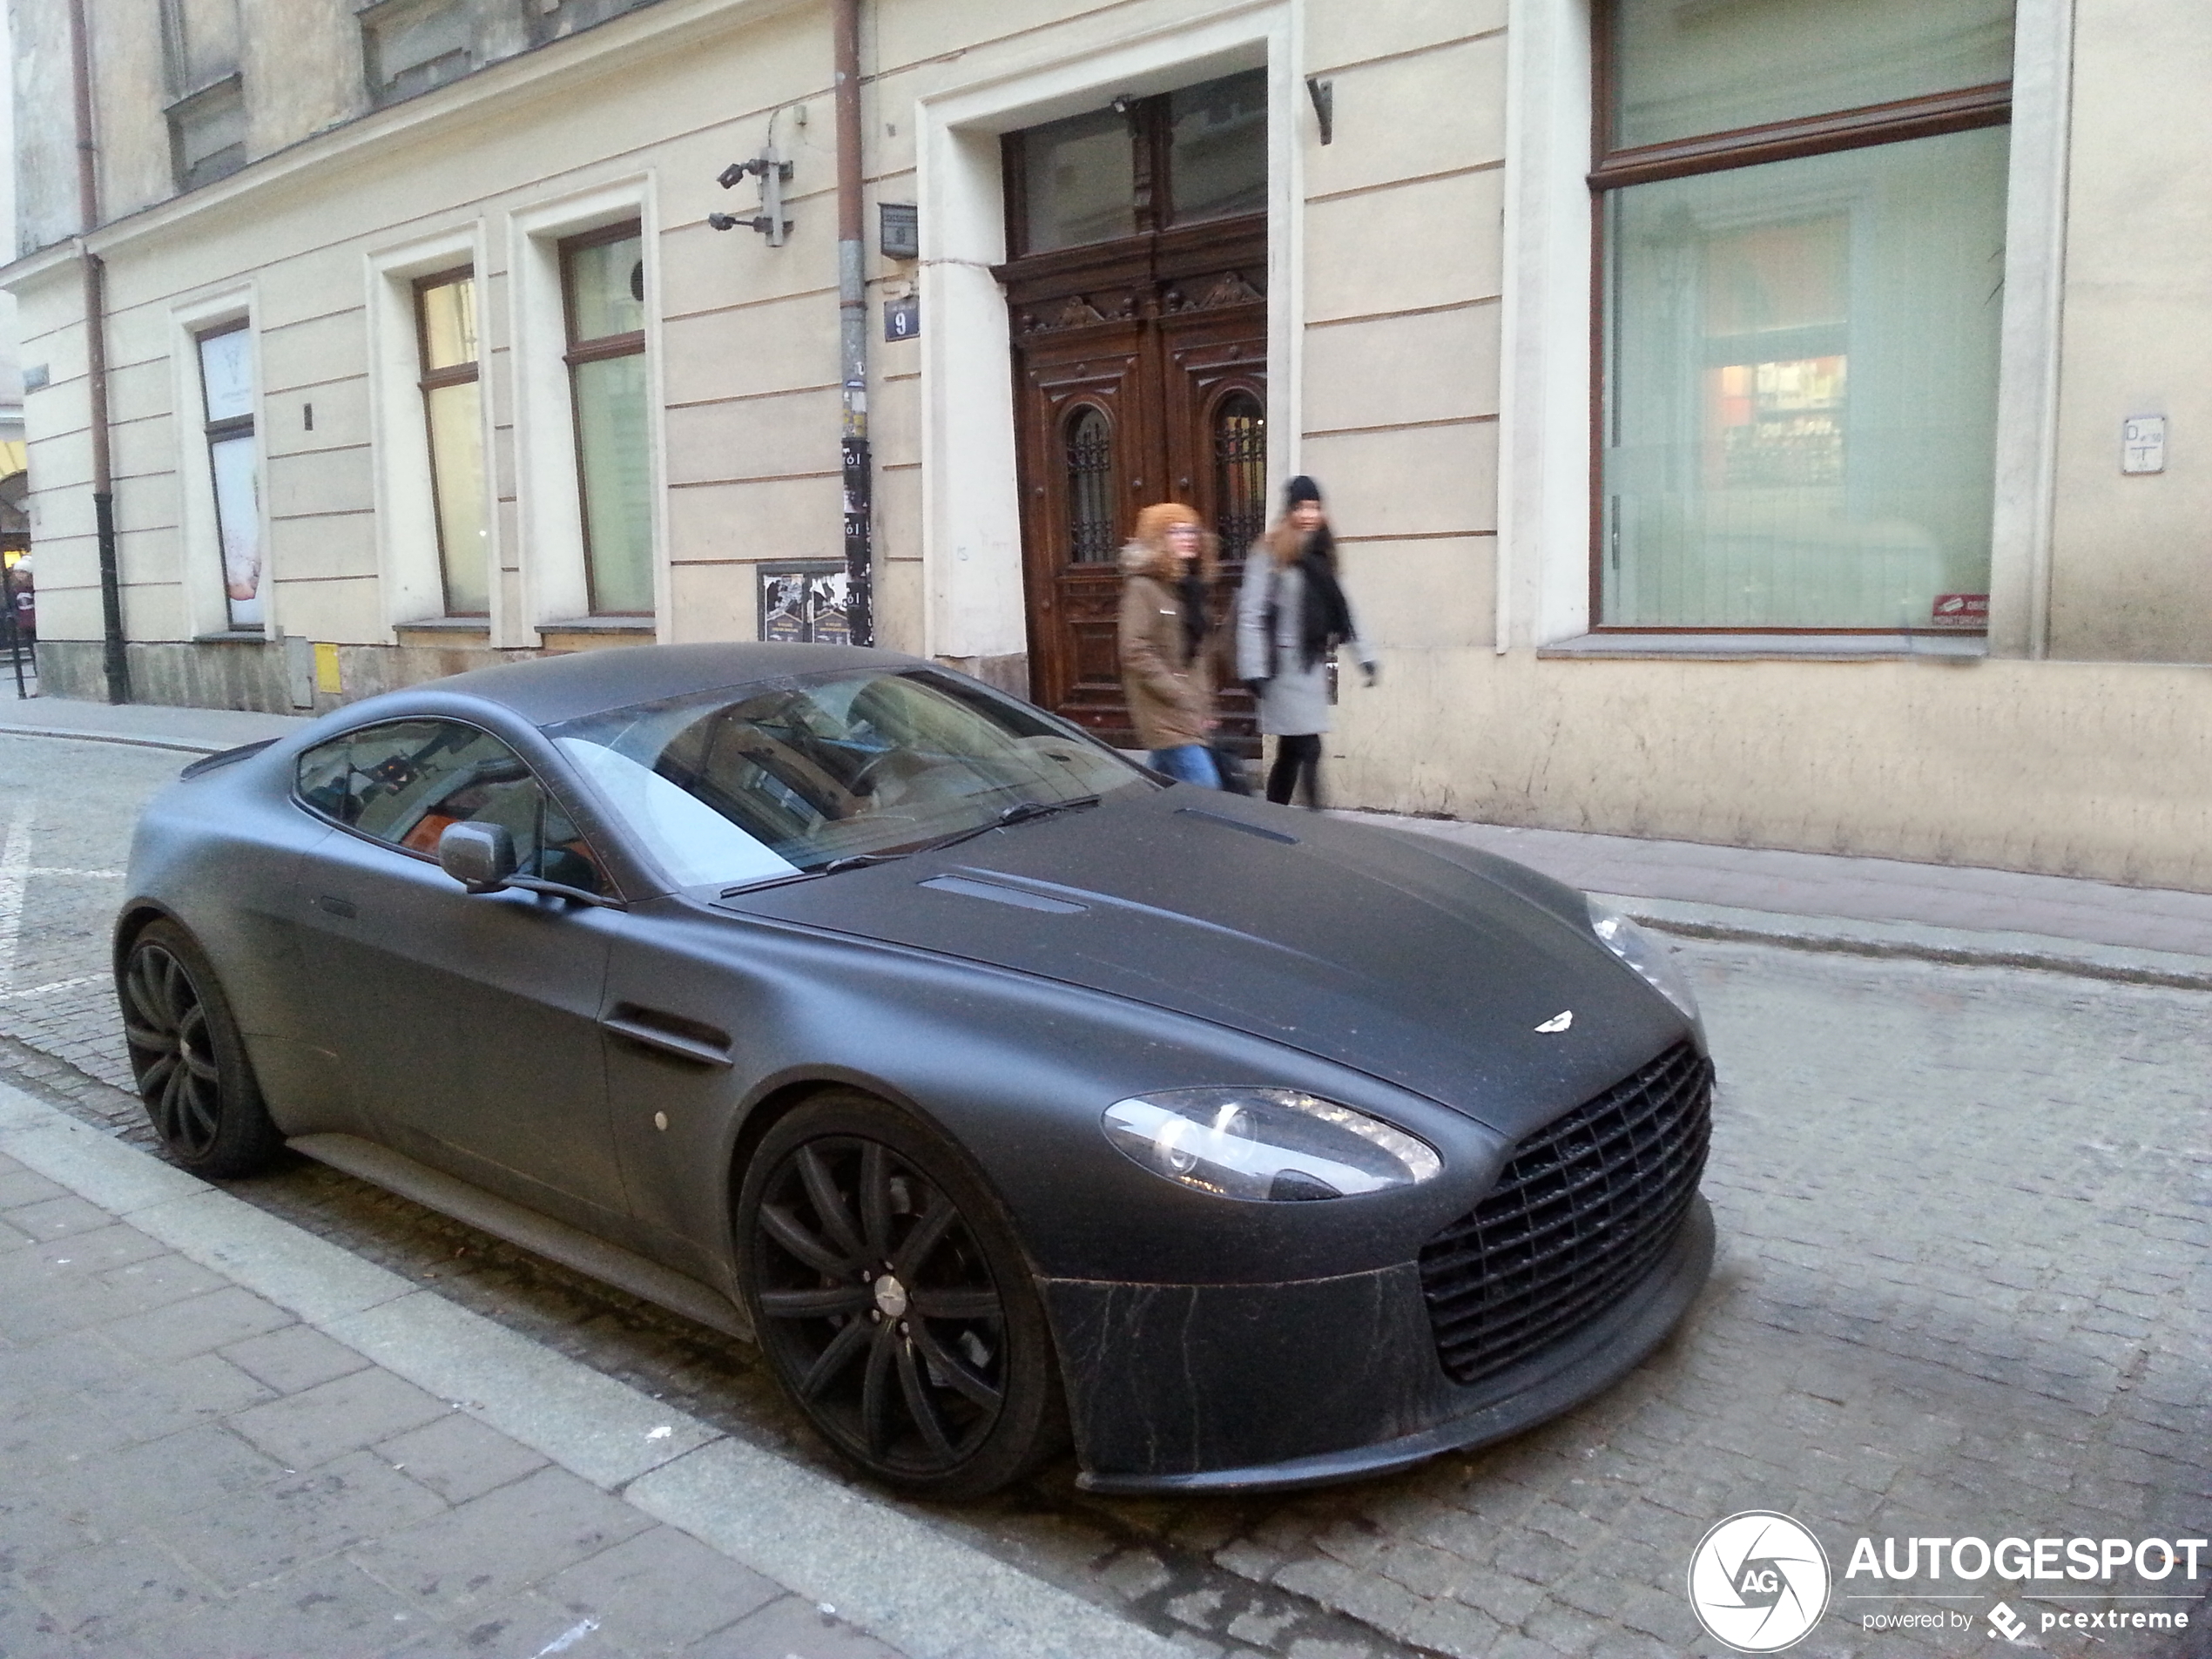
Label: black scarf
xmin=1177 ymin=566 xmax=1210 ymax=660
xmin=1295 ymin=528 xmax=1354 ymax=670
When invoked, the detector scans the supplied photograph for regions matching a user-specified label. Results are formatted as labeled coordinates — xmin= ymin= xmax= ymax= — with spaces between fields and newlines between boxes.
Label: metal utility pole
xmin=68 ymin=0 xmax=128 ymax=703
xmin=833 ymin=0 xmax=873 ymax=647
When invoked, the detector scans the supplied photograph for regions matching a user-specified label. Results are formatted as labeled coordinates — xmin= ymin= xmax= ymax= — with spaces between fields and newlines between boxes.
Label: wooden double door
xmin=1002 ymin=216 xmax=1269 ymax=747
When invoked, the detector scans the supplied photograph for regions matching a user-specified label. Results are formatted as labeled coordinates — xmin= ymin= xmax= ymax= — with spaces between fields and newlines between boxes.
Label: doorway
xmin=998 ymin=69 xmax=1269 ymax=747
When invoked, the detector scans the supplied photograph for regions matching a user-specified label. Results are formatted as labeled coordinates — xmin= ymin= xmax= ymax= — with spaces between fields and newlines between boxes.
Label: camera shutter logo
xmin=1687 ymin=1512 xmax=1832 ymax=1652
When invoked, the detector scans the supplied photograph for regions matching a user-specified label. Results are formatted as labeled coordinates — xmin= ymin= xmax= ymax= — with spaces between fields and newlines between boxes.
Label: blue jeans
xmin=1150 ymin=743 xmax=1222 ymax=788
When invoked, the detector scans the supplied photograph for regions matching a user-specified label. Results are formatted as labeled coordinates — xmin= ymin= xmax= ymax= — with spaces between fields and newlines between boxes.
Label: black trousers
xmin=1266 ymin=733 xmax=1323 ymax=807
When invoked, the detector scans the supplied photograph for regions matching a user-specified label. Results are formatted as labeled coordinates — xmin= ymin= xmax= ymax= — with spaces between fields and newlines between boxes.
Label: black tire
xmin=736 ymin=1090 xmax=1066 ymax=1500
xmin=118 ymin=920 xmax=282 ymax=1179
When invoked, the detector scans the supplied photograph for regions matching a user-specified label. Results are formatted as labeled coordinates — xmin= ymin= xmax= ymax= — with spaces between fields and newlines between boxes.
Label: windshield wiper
xmin=720 ymin=852 xmax=899 ymax=897
xmin=914 ymin=794 xmax=1102 ymax=856
xmin=718 ymin=798 xmax=1101 ymax=898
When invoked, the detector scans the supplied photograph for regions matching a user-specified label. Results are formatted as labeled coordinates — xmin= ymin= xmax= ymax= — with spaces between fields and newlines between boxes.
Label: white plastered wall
xmin=911 ymin=0 xmax=1297 ymax=664
xmin=364 ymin=223 xmax=494 ymax=637
xmin=507 ymin=175 xmax=668 ymax=640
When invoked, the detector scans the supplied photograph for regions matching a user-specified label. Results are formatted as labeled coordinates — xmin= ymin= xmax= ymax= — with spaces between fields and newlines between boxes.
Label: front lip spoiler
xmin=1075 ymin=1195 xmax=1716 ymax=1496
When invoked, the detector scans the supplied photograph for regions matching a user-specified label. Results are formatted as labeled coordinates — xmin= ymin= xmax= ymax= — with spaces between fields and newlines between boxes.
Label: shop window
xmin=560 ymin=223 xmax=653 ymax=616
xmin=1062 ymin=407 xmax=1116 ymax=563
xmin=1008 ymin=67 xmax=1268 ymax=257
xmin=415 ymin=268 xmax=488 ymax=616
xmin=1594 ymin=0 xmax=2014 ymax=633
xmin=195 ymin=323 xmax=262 ymax=629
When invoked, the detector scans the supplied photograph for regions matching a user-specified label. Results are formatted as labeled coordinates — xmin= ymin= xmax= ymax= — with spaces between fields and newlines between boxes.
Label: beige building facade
xmin=7 ymin=0 xmax=2210 ymax=888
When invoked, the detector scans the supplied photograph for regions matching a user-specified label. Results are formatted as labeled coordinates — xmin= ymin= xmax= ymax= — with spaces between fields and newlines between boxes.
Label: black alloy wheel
xmin=118 ymin=920 xmax=281 ymax=1178
xmin=738 ymin=1092 xmax=1064 ymax=1499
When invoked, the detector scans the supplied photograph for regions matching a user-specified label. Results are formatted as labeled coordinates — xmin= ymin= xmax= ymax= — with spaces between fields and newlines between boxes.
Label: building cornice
xmin=1 ymin=0 xmax=805 ymax=293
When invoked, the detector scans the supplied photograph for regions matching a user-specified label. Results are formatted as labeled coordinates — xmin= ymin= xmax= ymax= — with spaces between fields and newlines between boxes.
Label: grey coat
xmin=1235 ymin=552 xmax=1375 ymax=737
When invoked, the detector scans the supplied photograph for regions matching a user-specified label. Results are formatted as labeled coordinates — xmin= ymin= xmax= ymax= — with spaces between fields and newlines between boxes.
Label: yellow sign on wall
xmin=313 ymin=642 xmax=342 ymax=694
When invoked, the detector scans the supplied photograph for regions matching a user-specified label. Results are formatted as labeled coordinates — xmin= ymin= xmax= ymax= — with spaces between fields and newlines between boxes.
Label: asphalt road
xmin=3 ymin=731 xmax=2207 ymax=1659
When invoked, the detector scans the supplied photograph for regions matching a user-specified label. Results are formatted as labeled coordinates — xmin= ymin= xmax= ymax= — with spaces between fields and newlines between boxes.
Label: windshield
xmin=545 ymin=666 xmax=1150 ymax=885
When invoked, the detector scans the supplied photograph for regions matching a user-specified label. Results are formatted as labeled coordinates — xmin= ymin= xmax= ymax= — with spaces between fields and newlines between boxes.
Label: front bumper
xmin=1049 ymin=1195 xmax=1715 ymax=1494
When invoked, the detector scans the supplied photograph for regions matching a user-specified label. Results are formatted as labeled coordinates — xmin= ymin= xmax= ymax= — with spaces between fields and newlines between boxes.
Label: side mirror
xmin=438 ymin=821 xmax=516 ymax=894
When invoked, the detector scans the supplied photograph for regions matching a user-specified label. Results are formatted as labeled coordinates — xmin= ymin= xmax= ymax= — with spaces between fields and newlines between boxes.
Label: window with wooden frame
xmin=559 ymin=222 xmax=652 ymax=617
xmin=1591 ymin=0 xmax=2015 ymax=635
xmin=415 ymin=267 xmax=488 ymax=616
xmin=195 ymin=320 xmax=263 ymax=629
xmin=1001 ymin=67 xmax=1267 ymax=259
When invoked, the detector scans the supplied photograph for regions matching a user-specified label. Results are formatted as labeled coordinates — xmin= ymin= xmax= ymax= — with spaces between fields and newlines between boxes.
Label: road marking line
xmin=0 ymin=972 xmax=105 ymax=1003
xmin=0 ymin=803 xmax=31 ymax=998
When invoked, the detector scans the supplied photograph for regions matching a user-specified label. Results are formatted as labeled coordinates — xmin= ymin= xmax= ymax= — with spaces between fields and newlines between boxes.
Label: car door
xmin=289 ymin=717 xmax=632 ymax=1236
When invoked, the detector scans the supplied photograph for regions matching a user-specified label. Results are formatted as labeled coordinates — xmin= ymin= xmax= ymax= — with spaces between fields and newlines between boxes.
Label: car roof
xmin=419 ymin=642 xmax=921 ymax=726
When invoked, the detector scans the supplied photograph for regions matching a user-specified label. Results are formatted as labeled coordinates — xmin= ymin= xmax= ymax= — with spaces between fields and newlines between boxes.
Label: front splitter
xmin=1076 ymin=1195 xmax=1716 ymax=1495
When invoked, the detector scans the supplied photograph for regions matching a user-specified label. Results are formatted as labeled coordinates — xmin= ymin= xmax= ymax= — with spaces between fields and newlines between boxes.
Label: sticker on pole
xmin=1687 ymin=1511 xmax=1831 ymax=1652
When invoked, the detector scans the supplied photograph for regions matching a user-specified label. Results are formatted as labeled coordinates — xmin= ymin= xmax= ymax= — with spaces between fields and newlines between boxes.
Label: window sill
xmin=536 ymin=617 xmax=656 ymax=635
xmin=395 ymin=617 xmax=491 ymax=634
xmin=1538 ymin=632 xmax=1988 ymax=663
xmin=193 ymin=629 xmax=270 ymax=644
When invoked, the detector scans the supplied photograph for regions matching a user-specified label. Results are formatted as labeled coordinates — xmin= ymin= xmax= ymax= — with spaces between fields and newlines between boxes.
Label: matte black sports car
xmin=115 ymin=643 xmax=1714 ymax=1498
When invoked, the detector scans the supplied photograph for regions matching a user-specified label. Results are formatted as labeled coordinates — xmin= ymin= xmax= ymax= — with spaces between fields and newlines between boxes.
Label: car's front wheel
xmin=736 ymin=1090 xmax=1065 ymax=1499
xmin=118 ymin=920 xmax=281 ymax=1178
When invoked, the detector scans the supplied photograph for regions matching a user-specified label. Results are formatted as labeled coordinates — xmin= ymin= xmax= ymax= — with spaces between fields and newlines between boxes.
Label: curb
xmin=0 ymin=1082 xmax=1185 ymax=1659
xmin=0 ymin=721 xmax=236 ymax=755
xmin=1603 ymin=892 xmax=2212 ymax=993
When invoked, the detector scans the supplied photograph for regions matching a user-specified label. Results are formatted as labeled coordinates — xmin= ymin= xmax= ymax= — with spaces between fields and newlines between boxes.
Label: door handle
xmin=601 ymin=1005 xmax=733 ymax=1069
xmin=316 ymin=894 xmax=357 ymax=919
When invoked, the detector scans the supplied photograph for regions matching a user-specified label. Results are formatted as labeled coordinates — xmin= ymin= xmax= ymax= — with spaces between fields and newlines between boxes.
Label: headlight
xmin=1588 ymin=897 xmax=1702 ymax=1025
xmin=1101 ymin=1087 xmax=1441 ymax=1202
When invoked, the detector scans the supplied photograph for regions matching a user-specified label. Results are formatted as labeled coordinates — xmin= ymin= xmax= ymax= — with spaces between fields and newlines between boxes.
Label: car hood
xmin=723 ymin=789 xmax=1689 ymax=1138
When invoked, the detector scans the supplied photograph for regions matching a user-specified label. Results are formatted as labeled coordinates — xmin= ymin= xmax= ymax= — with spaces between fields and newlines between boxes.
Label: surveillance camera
xmin=717 ymin=161 xmax=752 ymax=190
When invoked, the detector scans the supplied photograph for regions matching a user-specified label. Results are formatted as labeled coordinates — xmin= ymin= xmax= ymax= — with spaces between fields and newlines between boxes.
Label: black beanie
xmin=1285 ymin=475 xmax=1323 ymax=507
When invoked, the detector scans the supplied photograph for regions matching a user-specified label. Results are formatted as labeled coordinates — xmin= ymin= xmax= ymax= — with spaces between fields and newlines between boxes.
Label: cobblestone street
xmin=2 ymin=730 xmax=2207 ymax=1658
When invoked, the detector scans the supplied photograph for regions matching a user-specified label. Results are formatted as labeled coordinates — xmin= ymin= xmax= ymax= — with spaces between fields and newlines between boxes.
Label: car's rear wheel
xmin=118 ymin=920 xmax=281 ymax=1178
xmin=736 ymin=1091 xmax=1065 ymax=1499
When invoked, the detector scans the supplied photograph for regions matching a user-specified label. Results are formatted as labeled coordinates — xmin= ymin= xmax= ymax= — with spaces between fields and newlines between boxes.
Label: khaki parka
xmin=1116 ymin=512 xmax=1223 ymax=752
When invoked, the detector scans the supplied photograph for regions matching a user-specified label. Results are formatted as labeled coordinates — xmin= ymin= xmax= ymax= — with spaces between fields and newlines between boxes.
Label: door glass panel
xmin=1211 ymin=391 xmax=1266 ymax=556
xmin=1022 ymin=106 xmax=1135 ymax=253
xmin=1063 ymin=406 xmax=1116 ymax=563
xmin=294 ymin=718 xmax=606 ymax=894
xmin=1613 ymin=0 xmax=2015 ymax=151
xmin=1169 ymin=69 xmax=1268 ymax=225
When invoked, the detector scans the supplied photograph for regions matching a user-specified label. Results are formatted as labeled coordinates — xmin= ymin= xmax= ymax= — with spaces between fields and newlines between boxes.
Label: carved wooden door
xmin=1005 ymin=241 xmax=1267 ymax=747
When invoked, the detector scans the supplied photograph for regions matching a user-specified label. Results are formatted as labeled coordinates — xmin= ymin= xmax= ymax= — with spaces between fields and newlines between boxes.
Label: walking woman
xmin=1116 ymin=502 xmax=1223 ymax=788
xmin=1236 ymin=475 xmax=1376 ymax=807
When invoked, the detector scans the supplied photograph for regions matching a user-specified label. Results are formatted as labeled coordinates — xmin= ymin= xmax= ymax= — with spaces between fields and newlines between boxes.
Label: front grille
xmin=1419 ymin=1043 xmax=1712 ymax=1388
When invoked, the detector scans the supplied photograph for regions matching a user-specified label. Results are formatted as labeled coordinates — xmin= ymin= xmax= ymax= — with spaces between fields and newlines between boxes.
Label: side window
xmin=293 ymin=719 xmax=608 ymax=896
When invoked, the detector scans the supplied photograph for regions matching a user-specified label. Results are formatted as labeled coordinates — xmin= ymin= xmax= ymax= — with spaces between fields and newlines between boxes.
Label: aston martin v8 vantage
xmin=115 ymin=643 xmax=1714 ymax=1498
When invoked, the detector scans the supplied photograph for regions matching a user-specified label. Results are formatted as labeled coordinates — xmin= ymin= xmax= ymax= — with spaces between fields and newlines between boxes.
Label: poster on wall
xmin=758 ymin=562 xmax=853 ymax=645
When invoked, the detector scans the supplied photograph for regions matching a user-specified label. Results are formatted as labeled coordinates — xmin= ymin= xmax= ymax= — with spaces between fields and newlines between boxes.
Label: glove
xmin=1243 ymin=679 xmax=1269 ymax=699
xmin=1361 ymin=661 xmax=1379 ymax=689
